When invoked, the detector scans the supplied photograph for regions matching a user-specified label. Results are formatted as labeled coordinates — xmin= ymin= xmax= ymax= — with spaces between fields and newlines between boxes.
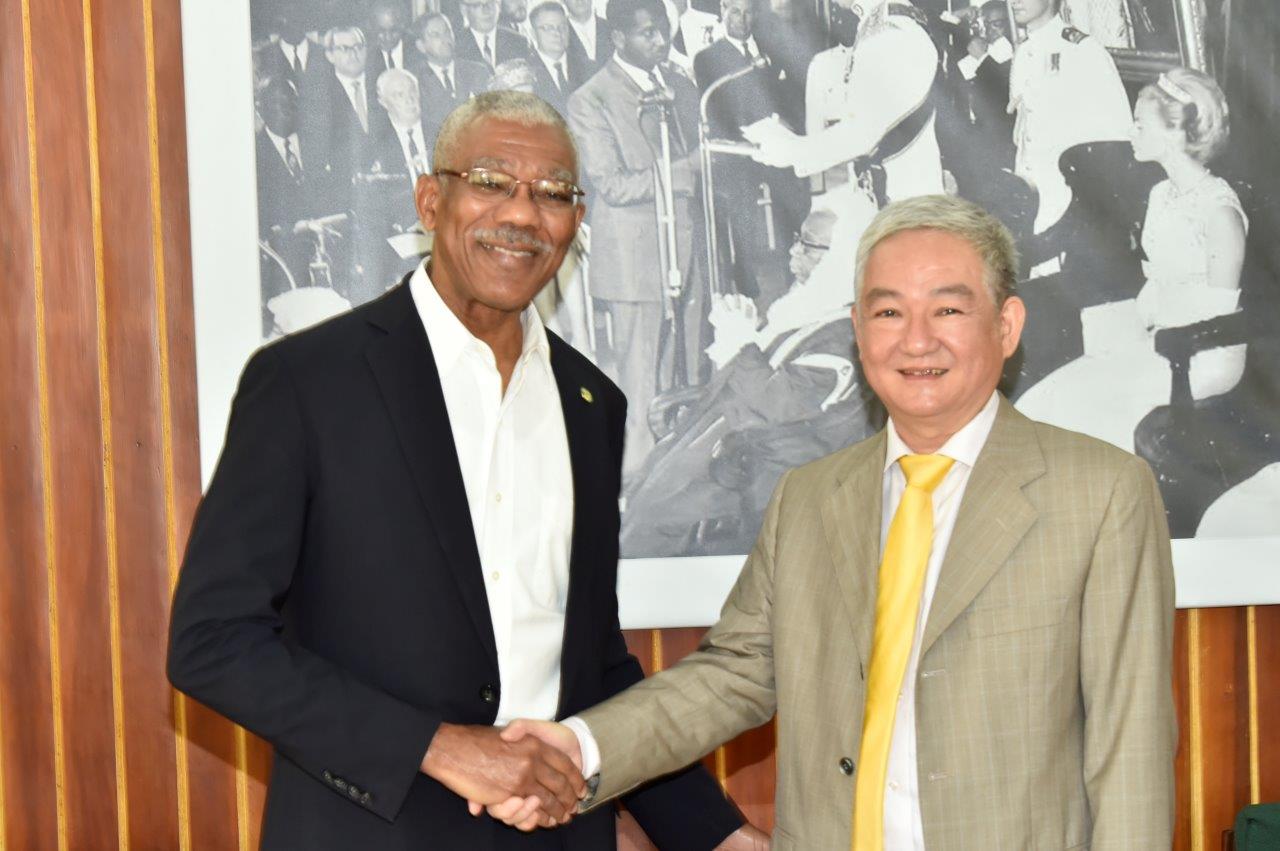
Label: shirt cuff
xmin=562 ymin=716 xmax=602 ymax=780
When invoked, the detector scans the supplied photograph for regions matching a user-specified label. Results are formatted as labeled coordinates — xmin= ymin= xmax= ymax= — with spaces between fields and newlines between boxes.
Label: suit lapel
xmin=819 ymin=432 xmax=887 ymax=672
xmin=363 ymin=283 xmax=499 ymax=669
xmin=546 ymin=336 xmax=612 ymax=716
xmin=921 ymin=399 xmax=1045 ymax=654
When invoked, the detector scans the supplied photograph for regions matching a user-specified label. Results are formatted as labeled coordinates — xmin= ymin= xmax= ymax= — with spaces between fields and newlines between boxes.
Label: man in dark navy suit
xmin=456 ymin=0 xmax=533 ymax=68
xmin=407 ymin=12 xmax=491 ymax=149
xmin=169 ymin=90 xmax=760 ymax=850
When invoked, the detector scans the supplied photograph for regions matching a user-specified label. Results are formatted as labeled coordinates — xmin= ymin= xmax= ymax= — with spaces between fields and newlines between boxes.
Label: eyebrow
xmin=861 ymin=283 xmax=978 ymax=301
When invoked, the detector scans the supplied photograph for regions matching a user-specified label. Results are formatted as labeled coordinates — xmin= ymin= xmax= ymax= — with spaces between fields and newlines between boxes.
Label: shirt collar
xmin=883 ymin=390 xmax=1000 ymax=474
xmin=1023 ymin=13 xmax=1064 ymax=47
xmin=428 ymin=59 xmax=456 ymax=75
xmin=408 ymin=261 xmax=550 ymax=376
xmin=335 ymin=69 xmax=364 ymax=87
xmin=537 ymin=49 xmax=567 ymax=71
xmin=613 ymin=53 xmax=662 ymax=89
xmin=724 ymin=34 xmax=758 ymax=55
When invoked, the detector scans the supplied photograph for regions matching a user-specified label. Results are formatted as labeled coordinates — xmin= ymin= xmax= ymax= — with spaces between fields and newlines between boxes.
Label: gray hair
xmin=433 ymin=90 xmax=579 ymax=175
xmin=376 ymin=66 xmax=420 ymax=98
xmin=854 ymin=194 xmax=1019 ymax=305
xmin=323 ymin=26 xmax=367 ymax=50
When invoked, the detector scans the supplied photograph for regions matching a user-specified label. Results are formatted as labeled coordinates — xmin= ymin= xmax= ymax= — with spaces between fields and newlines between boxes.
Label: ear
xmin=610 ymin=26 xmax=625 ymax=52
xmin=415 ymin=173 xmax=443 ymax=231
xmin=998 ymin=294 xmax=1026 ymax=359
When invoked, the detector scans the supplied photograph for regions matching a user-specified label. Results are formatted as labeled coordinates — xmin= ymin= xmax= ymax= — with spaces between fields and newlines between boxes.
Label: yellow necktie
xmin=852 ymin=453 xmax=955 ymax=851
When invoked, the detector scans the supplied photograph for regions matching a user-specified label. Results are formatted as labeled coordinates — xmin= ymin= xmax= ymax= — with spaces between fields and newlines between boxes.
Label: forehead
xmin=724 ymin=0 xmax=752 ymax=13
xmin=864 ymin=229 xmax=987 ymax=289
xmin=423 ymin=18 xmax=451 ymax=34
xmin=457 ymin=118 xmax=576 ymax=176
xmin=533 ymin=5 xmax=567 ymax=22
xmin=332 ymin=31 xmax=364 ymax=47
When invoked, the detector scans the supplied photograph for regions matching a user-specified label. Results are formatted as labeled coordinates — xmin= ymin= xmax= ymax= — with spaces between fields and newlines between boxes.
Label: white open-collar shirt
xmin=410 ymin=264 xmax=575 ymax=725
xmin=878 ymin=389 xmax=999 ymax=848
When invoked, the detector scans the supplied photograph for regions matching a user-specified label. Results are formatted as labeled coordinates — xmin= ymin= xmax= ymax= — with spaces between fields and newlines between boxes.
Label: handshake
xmin=419 ymin=718 xmax=586 ymax=832
xmin=420 ymin=719 xmax=771 ymax=848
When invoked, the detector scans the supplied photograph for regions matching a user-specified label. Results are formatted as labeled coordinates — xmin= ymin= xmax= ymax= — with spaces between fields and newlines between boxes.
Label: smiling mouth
xmin=899 ymin=368 xmax=947 ymax=377
xmin=479 ymin=242 xmax=540 ymax=258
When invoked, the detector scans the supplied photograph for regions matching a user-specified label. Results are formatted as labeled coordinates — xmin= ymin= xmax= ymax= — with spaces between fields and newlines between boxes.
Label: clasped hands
xmin=420 ymin=720 xmax=584 ymax=832
xmin=423 ymin=720 xmax=771 ymax=848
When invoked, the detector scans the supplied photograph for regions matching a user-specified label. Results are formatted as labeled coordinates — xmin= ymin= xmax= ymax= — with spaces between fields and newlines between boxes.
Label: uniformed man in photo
xmin=1008 ymin=0 xmax=1131 ymax=235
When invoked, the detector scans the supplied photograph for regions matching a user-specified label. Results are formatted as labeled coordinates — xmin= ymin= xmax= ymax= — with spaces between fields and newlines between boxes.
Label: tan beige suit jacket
xmin=581 ymin=398 xmax=1176 ymax=849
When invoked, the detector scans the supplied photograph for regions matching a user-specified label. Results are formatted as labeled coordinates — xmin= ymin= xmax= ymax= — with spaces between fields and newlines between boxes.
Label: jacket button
xmin=839 ymin=757 xmax=854 ymax=776
xmin=334 ymin=778 xmax=348 ymax=791
xmin=360 ymin=791 xmax=371 ymax=805
xmin=479 ymin=684 xmax=498 ymax=703
xmin=322 ymin=770 xmax=334 ymax=783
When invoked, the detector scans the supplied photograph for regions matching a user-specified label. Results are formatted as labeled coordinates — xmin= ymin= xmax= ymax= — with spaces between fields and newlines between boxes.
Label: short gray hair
xmin=433 ymin=90 xmax=579 ymax=176
xmin=376 ymin=67 xmax=419 ymax=99
xmin=854 ymin=194 xmax=1019 ymax=305
xmin=323 ymin=26 xmax=367 ymax=50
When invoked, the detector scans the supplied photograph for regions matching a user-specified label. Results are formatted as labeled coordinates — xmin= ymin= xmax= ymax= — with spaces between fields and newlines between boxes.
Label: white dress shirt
xmin=381 ymin=40 xmax=405 ymax=70
xmin=612 ymin=54 xmax=666 ymax=91
xmin=277 ymin=37 xmax=311 ymax=72
xmin=264 ymin=127 xmax=303 ymax=174
xmin=335 ymin=70 xmax=370 ymax=132
xmin=392 ymin=122 xmax=430 ymax=177
xmin=567 ymin=390 xmax=1002 ymax=843
xmin=428 ymin=60 xmax=459 ymax=97
xmin=409 ymin=264 xmax=575 ymax=725
xmin=536 ymin=49 xmax=571 ymax=90
xmin=470 ymin=28 xmax=497 ymax=63
xmin=878 ymin=389 xmax=998 ymax=849
xmin=568 ymin=15 xmax=597 ymax=61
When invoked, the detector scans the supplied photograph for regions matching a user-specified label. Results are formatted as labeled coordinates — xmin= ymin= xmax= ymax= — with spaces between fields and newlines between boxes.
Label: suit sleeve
xmin=792 ymin=23 xmax=936 ymax=176
xmin=567 ymin=85 xmax=658 ymax=207
xmin=1078 ymin=456 xmax=1176 ymax=849
xmin=585 ymin=386 xmax=745 ymax=849
xmin=167 ymin=347 xmax=439 ymax=824
xmin=579 ymin=468 xmax=785 ymax=805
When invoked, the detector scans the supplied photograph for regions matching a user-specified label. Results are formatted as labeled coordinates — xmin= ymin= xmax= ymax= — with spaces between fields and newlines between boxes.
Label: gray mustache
xmin=473 ymin=227 xmax=552 ymax=254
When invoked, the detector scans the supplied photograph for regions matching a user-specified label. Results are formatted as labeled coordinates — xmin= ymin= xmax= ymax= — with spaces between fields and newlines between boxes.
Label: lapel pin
xmin=580 ymin=387 xmax=594 ymax=404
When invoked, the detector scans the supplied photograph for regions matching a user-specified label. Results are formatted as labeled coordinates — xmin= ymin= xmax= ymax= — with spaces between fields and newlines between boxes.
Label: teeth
xmin=485 ymin=244 xmax=535 ymax=257
xmin=904 ymin=368 xmax=945 ymax=376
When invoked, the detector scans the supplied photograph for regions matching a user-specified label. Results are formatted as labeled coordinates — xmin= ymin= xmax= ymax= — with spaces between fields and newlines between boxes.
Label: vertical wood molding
xmin=79 ymin=0 xmax=131 ymax=844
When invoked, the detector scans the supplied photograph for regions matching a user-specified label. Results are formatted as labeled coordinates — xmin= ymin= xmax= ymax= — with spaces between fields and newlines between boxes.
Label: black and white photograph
xmin=177 ymin=0 xmax=1280 ymax=624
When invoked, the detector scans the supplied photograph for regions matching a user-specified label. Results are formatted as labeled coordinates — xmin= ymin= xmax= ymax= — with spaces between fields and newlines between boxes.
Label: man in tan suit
xmin=490 ymin=195 xmax=1176 ymax=849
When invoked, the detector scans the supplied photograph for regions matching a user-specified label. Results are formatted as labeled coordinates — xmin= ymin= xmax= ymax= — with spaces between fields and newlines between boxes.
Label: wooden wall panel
xmin=1257 ymin=606 xmax=1280 ymax=803
xmin=1 ymin=1 xmax=1278 ymax=848
xmin=0 ymin=2 xmax=61 ymax=848
xmin=26 ymin=0 xmax=121 ymax=847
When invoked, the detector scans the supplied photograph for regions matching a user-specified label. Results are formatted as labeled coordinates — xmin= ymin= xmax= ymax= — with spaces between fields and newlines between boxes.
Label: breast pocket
xmin=966 ymin=596 xmax=1070 ymax=638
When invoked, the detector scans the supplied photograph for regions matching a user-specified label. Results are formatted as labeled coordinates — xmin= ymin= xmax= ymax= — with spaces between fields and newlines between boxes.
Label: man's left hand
xmin=716 ymin=824 xmax=771 ymax=850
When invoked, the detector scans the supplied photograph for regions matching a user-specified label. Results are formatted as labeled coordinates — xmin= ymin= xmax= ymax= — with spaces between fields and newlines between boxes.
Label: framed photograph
xmin=182 ymin=0 xmax=1280 ymax=628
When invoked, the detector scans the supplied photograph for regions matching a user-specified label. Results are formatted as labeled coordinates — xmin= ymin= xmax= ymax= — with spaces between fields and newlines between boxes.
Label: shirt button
xmin=495 ymin=492 xmax=503 ymax=503
xmin=839 ymin=757 xmax=854 ymax=776
xmin=490 ymin=571 xmax=500 ymax=582
xmin=889 ymin=780 xmax=900 ymax=791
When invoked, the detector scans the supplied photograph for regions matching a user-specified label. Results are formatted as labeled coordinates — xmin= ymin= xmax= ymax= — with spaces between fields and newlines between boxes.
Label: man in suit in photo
xmin=564 ymin=0 xmax=614 ymax=70
xmin=527 ymin=2 xmax=592 ymax=114
xmin=456 ymin=0 xmax=533 ymax=69
xmin=497 ymin=194 xmax=1177 ymax=849
xmin=408 ymin=12 xmax=490 ymax=149
xmin=255 ymin=75 xmax=342 ymax=331
xmin=302 ymin=25 xmax=382 ymax=196
xmin=567 ymin=0 xmax=708 ymax=480
xmin=693 ymin=0 xmax=808 ymax=307
xmin=367 ymin=0 xmax=427 ymax=77
xmin=168 ymin=90 xmax=762 ymax=850
xmin=260 ymin=1 xmax=331 ymax=97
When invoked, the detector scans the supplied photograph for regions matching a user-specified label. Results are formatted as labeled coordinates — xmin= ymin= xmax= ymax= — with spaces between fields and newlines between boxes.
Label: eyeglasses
xmin=794 ymin=237 xmax=830 ymax=252
xmin=435 ymin=168 xmax=585 ymax=209
xmin=329 ymin=42 xmax=366 ymax=54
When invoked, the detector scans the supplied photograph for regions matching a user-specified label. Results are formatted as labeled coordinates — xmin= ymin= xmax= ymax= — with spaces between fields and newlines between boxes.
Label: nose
xmin=493 ymin=184 xmax=542 ymax=228
xmin=902 ymin=311 xmax=940 ymax=355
